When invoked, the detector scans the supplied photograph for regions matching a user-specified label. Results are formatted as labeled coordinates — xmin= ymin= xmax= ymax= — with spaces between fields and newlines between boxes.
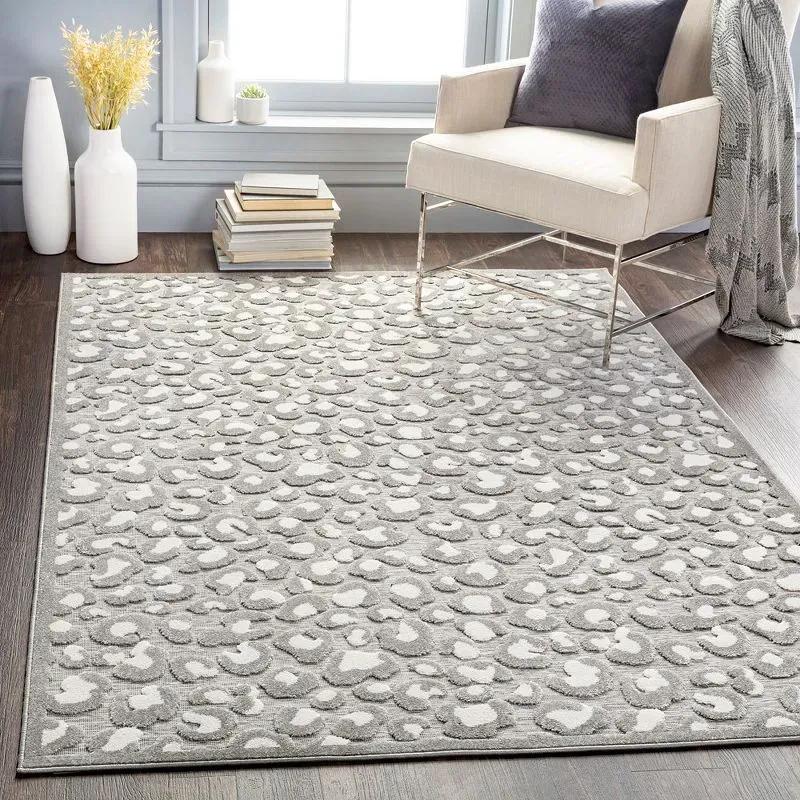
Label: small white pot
xmin=236 ymin=94 xmax=269 ymax=125
xmin=74 ymin=127 xmax=138 ymax=264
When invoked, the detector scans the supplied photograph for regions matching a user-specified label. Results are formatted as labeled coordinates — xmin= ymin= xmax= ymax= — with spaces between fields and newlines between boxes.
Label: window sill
xmin=158 ymin=113 xmax=434 ymax=164
xmin=156 ymin=114 xmax=435 ymax=136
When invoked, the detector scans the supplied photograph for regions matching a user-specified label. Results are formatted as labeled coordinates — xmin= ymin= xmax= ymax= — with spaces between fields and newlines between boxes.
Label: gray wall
xmin=0 ymin=0 xmax=164 ymax=231
xmin=0 ymin=1 xmax=161 ymax=163
xmin=1 ymin=0 xmax=520 ymax=234
xmin=1 ymin=2 xmax=798 ymax=234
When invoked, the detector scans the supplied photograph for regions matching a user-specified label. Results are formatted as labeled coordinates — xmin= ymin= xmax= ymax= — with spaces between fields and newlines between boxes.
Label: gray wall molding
xmin=161 ymin=0 xmax=199 ymax=126
xmin=159 ymin=128 xmax=429 ymax=164
xmin=0 ymin=154 xmax=709 ymax=236
xmin=0 ymin=158 xmax=534 ymax=233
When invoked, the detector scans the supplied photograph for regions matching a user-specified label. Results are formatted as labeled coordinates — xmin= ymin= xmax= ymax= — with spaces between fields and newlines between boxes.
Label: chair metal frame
xmin=413 ymin=193 xmax=715 ymax=367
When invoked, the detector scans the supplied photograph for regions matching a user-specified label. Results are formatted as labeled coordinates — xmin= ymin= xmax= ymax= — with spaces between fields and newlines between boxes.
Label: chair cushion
xmin=508 ymin=0 xmax=689 ymax=138
xmin=406 ymin=126 xmax=648 ymax=243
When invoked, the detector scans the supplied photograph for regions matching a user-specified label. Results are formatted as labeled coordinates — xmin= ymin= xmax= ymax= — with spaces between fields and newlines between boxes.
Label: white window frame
xmin=208 ymin=0 xmax=498 ymax=113
xmin=157 ymin=0 xmax=535 ymax=164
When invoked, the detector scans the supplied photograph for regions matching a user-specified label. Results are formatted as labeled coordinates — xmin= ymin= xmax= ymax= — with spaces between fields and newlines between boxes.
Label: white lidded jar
xmin=197 ymin=40 xmax=235 ymax=122
xmin=74 ymin=127 xmax=138 ymax=264
xmin=22 ymin=76 xmax=71 ymax=255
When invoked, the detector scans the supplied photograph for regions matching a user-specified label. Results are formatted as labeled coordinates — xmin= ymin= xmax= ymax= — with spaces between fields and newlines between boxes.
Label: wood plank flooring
xmin=2 ymin=231 xmax=799 ymax=800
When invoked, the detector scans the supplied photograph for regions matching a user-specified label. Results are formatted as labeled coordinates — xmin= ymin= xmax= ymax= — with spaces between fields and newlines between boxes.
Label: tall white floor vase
xmin=74 ymin=127 xmax=138 ymax=264
xmin=22 ymin=77 xmax=71 ymax=255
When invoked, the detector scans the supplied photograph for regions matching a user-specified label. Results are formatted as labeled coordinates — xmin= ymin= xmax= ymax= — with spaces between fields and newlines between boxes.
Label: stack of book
xmin=213 ymin=173 xmax=339 ymax=271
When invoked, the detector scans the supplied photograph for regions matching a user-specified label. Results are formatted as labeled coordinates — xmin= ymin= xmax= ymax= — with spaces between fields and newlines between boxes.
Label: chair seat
xmin=406 ymin=126 xmax=649 ymax=243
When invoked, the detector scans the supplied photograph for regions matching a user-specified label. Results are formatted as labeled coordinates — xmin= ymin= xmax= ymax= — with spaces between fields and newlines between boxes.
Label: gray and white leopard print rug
xmin=18 ymin=271 xmax=800 ymax=773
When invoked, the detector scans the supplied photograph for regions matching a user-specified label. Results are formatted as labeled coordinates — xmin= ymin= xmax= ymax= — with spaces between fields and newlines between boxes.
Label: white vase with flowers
xmin=62 ymin=22 xmax=158 ymax=264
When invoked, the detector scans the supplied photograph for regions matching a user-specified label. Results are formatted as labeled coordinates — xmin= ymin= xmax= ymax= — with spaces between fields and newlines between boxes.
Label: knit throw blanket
xmin=707 ymin=0 xmax=800 ymax=343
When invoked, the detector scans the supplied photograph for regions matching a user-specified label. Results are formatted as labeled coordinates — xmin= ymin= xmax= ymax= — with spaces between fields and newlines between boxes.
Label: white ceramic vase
xmin=74 ymin=127 xmax=138 ymax=264
xmin=236 ymin=93 xmax=270 ymax=125
xmin=198 ymin=40 xmax=235 ymax=122
xmin=22 ymin=77 xmax=71 ymax=255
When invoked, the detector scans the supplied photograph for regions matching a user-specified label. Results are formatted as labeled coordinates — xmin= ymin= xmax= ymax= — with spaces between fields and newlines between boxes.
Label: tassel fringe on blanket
xmin=707 ymin=0 xmax=800 ymax=343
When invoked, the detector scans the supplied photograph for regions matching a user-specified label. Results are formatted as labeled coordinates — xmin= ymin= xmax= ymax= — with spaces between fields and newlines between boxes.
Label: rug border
xmin=17 ymin=269 xmax=800 ymax=775
xmin=15 ymin=732 xmax=800 ymax=776
xmin=18 ymin=272 xmax=72 ymax=772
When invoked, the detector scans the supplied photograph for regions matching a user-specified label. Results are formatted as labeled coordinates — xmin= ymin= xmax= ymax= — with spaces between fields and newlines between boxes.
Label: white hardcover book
xmin=215 ymin=243 xmax=332 ymax=272
xmin=216 ymin=200 xmax=335 ymax=232
xmin=240 ymin=172 xmax=320 ymax=196
xmin=224 ymin=190 xmax=340 ymax=223
xmin=222 ymin=237 xmax=333 ymax=254
xmin=235 ymin=180 xmax=334 ymax=210
xmin=216 ymin=214 xmax=333 ymax=245
xmin=213 ymin=230 xmax=333 ymax=263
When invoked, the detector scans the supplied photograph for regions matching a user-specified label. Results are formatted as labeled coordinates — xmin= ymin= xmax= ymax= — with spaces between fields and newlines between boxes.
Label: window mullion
xmin=208 ymin=0 xmax=228 ymax=46
xmin=464 ymin=0 xmax=492 ymax=67
xmin=344 ymin=0 xmax=353 ymax=84
xmin=212 ymin=0 xmax=485 ymax=114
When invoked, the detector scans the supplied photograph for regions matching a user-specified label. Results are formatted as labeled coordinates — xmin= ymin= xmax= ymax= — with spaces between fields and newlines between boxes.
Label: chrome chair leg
xmin=602 ymin=244 xmax=624 ymax=368
xmin=411 ymin=194 xmax=711 ymax=365
xmin=414 ymin=193 xmax=428 ymax=311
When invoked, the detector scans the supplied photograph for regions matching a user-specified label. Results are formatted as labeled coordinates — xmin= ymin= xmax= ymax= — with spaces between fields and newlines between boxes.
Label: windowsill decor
xmin=197 ymin=39 xmax=234 ymax=123
xmin=235 ymin=83 xmax=269 ymax=125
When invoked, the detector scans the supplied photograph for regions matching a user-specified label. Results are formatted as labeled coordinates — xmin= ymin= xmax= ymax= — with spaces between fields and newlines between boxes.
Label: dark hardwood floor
xmin=2 ymin=231 xmax=799 ymax=800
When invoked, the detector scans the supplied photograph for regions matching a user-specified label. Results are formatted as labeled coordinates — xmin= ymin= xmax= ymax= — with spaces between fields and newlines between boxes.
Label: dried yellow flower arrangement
xmin=61 ymin=22 xmax=159 ymax=130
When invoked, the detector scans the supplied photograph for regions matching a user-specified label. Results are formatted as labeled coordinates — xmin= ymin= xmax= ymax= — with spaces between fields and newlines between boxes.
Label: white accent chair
xmin=406 ymin=0 xmax=800 ymax=366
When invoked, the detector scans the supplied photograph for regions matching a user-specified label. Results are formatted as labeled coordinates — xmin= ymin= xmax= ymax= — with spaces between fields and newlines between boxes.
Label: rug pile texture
xmin=19 ymin=271 xmax=800 ymax=772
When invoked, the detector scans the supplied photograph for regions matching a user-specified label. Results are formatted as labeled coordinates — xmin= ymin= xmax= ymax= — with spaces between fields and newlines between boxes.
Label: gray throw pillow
xmin=507 ymin=0 xmax=689 ymax=139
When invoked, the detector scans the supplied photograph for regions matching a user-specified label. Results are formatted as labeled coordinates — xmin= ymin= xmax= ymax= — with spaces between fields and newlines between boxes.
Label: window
xmin=208 ymin=0 xmax=496 ymax=113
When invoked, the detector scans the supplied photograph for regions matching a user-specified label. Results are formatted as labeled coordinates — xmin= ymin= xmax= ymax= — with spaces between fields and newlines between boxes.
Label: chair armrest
xmin=632 ymin=96 xmax=721 ymax=238
xmin=434 ymin=59 xmax=527 ymax=134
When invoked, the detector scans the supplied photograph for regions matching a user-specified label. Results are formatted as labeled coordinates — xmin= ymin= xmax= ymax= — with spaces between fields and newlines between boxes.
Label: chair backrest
xmin=658 ymin=0 xmax=800 ymax=107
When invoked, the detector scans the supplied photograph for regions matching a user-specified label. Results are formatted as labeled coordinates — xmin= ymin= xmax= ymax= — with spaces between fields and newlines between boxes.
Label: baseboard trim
xmin=0 ymin=160 xmax=712 ymax=234
xmin=0 ymin=182 xmax=537 ymax=234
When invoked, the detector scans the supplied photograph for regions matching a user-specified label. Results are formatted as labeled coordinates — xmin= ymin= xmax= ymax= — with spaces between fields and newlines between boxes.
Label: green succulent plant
xmin=239 ymin=83 xmax=267 ymax=99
